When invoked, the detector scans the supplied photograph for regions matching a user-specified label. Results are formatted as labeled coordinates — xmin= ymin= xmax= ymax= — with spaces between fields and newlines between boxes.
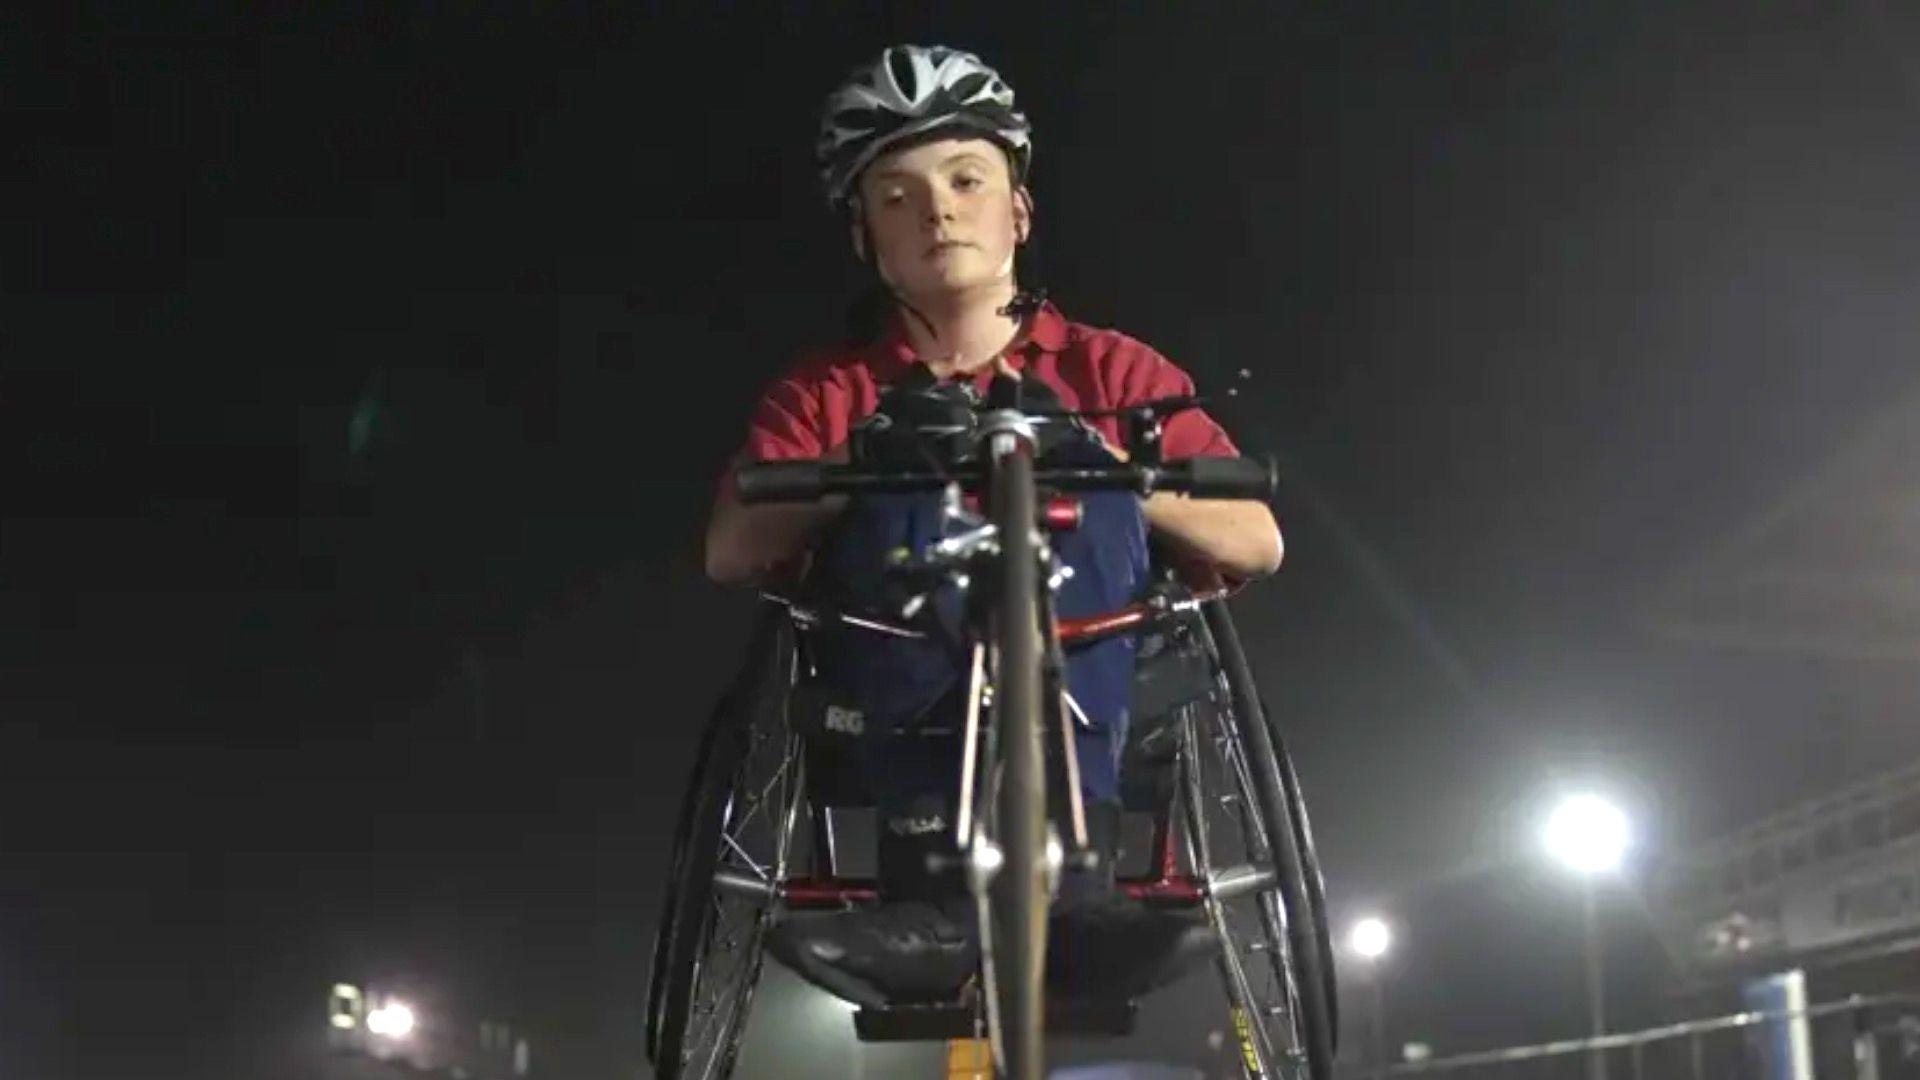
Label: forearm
xmin=704 ymin=446 xmax=850 ymax=587
xmin=704 ymin=495 xmax=844 ymax=586
xmin=1141 ymin=494 xmax=1284 ymax=579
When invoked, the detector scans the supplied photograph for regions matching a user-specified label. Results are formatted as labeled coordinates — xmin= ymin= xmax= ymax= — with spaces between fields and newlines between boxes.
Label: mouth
xmin=926 ymin=240 xmax=974 ymax=257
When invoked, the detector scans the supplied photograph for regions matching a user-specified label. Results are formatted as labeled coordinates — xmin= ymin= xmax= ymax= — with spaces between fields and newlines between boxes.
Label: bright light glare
xmin=1542 ymin=793 xmax=1630 ymax=874
xmin=367 ymin=1003 xmax=416 ymax=1038
xmin=1350 ymin=917 xmax=1392 ymax=959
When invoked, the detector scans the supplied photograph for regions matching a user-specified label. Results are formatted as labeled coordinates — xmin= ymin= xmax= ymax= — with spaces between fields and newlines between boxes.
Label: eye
xmin=952 ymin=173 xmax=984 ymax=192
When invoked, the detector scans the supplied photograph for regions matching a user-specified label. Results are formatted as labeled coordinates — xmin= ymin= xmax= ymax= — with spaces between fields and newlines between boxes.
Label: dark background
xmin=8 ymin=4 xmax=1920 ymax=1077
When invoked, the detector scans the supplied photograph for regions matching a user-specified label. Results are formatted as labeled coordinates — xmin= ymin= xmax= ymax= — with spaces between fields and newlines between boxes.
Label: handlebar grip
xmin=734 ymin=461 xmax=829 ymax=504
xmin=1180 ymin=455 xmax=1277 ymax=500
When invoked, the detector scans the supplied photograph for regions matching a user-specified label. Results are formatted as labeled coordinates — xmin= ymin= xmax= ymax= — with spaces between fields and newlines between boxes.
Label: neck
xmin=895 ymin=281 xmax=1025 ymax=378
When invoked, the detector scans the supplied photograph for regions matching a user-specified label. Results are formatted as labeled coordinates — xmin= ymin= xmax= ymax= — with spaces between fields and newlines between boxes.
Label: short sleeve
xmin=742 ymin=376 xmax=827 ymax=461
xmin=713 ymin=373 xmax=829 ymax=504
xmin=1106 ymin=342 xmax=1240 ymax=459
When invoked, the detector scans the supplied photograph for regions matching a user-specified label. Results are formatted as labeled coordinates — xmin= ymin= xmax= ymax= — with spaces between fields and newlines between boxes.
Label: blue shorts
xmin=810 ymin=443 xmax=1149 ymax=832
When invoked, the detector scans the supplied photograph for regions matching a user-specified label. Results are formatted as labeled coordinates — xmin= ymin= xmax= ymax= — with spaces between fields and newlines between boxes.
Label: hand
xmin=1088 ymin=425 xmax=1129 ymax=463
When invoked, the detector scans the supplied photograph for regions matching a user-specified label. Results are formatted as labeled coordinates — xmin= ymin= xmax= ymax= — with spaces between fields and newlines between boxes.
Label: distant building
xmin=1652 ymin=755 xmax=1920 ymax=1004
xmin=326 ymin=982 xmax=530 ymax=1080
xmin=1642 ymin=382 xmax=1920 ymax=1070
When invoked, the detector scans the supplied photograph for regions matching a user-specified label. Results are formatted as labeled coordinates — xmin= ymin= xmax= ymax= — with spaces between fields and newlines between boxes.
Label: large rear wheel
xmin=646 ymin=614 xmax=806 ymax=1080
xmin=1191 ymin=603 xmax=1337 ymax=1080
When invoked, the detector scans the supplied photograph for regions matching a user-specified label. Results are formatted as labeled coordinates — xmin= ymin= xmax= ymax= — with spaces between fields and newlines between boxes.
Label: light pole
xmin=1542 ymin=793 xmax=1630 ymax=1080
xmin=1349 ymin=916 xmax=1392 ymax=1068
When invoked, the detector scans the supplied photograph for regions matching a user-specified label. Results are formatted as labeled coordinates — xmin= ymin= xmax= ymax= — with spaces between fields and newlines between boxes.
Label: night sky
xmin=9 ymin=5 xmax=1920 ymax=1078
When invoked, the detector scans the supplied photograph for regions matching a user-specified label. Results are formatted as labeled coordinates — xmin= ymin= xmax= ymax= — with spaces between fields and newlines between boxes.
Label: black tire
xmin=646 ymin=609 xmax=804 ymax=1080
xmin=983 ymin=437 xmax=1050 ymax=1080
xmin=1195 ymin=601 xmax=1337 ymax=1080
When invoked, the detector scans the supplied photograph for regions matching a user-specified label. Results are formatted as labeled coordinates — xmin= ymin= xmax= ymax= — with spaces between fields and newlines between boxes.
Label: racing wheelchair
xmin=646 ymin=380 xmax=1337 ymax=1080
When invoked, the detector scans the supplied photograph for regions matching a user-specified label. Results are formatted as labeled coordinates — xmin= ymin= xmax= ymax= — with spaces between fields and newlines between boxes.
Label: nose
xmin=923 ymin=187 xmax=958 ymax=228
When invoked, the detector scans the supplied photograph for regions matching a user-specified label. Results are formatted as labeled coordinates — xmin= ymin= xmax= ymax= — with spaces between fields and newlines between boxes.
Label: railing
xmin=1658 ymin=758 xmax=1920 ymax=913
xmin=1347 ymin=994 xmax=1920 ymax=1080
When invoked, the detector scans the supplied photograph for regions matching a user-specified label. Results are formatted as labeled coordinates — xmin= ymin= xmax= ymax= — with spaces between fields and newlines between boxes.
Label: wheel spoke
xmin=722 ymin=749 xmax=792 ymax=840
xmin=1184 ymin=697 xmax=1314 ymax=1079
xmin=681 ymin=907 xmax=764 ymax=1074
xmin=662 ymin=680 xmax=809 ymax=1080
xmin=720 ymin=831 xmax=770 ymax=881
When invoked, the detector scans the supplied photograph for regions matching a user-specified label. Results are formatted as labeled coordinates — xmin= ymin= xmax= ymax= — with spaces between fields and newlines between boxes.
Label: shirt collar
xmin=872 ymin=299 xmax=1070 ymax=380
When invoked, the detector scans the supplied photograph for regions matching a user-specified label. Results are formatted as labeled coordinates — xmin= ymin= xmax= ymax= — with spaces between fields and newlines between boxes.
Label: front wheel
xmin=980 ymin=436 xmax=1050 ymax=1080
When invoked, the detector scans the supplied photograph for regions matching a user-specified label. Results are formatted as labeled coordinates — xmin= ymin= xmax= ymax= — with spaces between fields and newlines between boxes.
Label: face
xmin=853 ymin=136 xmax=1031 ymax=304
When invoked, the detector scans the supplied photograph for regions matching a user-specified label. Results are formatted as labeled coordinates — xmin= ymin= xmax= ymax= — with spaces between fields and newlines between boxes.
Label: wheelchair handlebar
xmin=735 ymin=454 xmax=1277 ymax=505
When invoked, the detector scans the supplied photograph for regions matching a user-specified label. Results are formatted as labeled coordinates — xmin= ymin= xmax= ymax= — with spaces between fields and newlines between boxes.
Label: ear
xmin=1014 ymin=186 xmax=1034 ymax=245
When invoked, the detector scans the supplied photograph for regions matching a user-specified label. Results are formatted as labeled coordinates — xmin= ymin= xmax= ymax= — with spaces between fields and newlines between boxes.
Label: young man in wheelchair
xmin=705 ymin=45 xmax=1283 ymax=1010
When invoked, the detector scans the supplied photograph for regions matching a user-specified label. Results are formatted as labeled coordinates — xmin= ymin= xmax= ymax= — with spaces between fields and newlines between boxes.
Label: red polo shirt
xmin=730 ymin=301 xmax=1239 ymax=471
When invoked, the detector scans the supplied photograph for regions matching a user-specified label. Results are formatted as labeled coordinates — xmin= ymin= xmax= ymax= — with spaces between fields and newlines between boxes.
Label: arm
xmin=704 ymin=443 xmax=849 ymax=587
xmin=1142 ymin=493 xmax=1283 ymax=579
xmin=1097 ymin=343 xmax=1283 ymax=579
xmin=1094 ymin=433 xmax=1283 ymax=578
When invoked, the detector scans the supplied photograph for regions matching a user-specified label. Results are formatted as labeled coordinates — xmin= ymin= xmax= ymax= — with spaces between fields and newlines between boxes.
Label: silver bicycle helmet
xmin=816 ymin=45 xmax=1033 ymax=211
